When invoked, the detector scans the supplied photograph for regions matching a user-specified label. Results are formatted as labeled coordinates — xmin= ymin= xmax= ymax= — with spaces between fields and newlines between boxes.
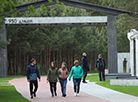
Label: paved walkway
xmin=68 ymin=80 xmax=138 ymax=102
xmin=9 ymin=76 xmax=138 ymax=102
xmin=9 ymin=76 xmax=110 ymax=102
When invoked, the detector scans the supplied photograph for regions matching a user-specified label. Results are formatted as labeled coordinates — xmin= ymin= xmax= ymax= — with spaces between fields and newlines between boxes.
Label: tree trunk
xmin=44 ymin=50 xmax=47 ymax=74
xmin=16 ymin=48 xmax=19 ymax=75
xmin=7 ymin=51 xmax=11 ymax=75
xmin=79 ymin=53 xmax=81 ymax=66
xmin=57 ymin=50 xmax=59 ymax=68
xmin=46 ymin=44 xmax=49 ymax=72
xmin=49 ymin=45 xmax=51 ymax=64
xmin=73 ymin=50 xmax=76 ymax=61
xmin=89 ymin=52 xmax=92 ymax=72
xmin=40 ymin=51 xmax=43 ymax=74
xmin=70 ymin=50 xmax=73 ymax=68
xmin=14 ymin=41 xmax=17 ymax=75
xmin=27 ymin=53 xmax=29 ymax=67
xmin=53 ymin=51 xmax=55 ymax=63
xmin=92 ymin=52 xmax=96 ymax=70
xmin=59 ymin=49 xmax=62 ymax=65
xmin=19 ymin=52 xmax=23 ymax=75
xmin=24 ymin=53 xmax=26 ymax=75
xmin=68 ymin=48 xmax=70 ymax=70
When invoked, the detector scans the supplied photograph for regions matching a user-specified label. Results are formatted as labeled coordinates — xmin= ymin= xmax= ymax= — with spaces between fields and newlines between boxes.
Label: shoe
xmin=83 ymin=81 xmax=87 ymax=83
xmin=76 ymin=93 xmax=79 ymax=96
xmin=74 ymin=93 xmax=77 ymax=96
xmin=34 ymin=93 xmax=36 ymax=97
xmin=51 ymin=95 xmax=54 ymax=97
xmin=63 ymin=94 xmax=66 ymax=97
xmin=55 ymin=93 xmax=57 ymax=96
xmin=31 ymin=95 xmax=33 ymax=99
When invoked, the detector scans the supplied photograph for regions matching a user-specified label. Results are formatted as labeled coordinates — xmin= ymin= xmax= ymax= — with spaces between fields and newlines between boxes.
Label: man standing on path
xmin=81 ymin=53 xmax=89 ymax=83
xmin=96 ymin=54 xmax=106 ymax=81
xmin=27 ymin=58 xmax=41 ymax=99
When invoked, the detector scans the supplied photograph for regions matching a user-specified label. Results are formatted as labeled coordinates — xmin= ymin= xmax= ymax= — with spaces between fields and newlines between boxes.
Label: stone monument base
xmin=110 ymin=79 xmax=138 ymax=86
xmin=105 ymin=73 xmax=137 ymax=79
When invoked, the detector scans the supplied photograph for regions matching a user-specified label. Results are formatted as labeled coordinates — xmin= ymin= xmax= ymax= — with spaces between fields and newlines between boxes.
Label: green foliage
xmin=40 ymin=4 xmax=47 ymax=12
xmin=28 ymin=5 xmax=35 ymax=14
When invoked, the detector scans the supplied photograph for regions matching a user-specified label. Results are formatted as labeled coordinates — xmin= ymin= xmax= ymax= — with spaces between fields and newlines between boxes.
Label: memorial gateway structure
xmin=0 ymin=0 xmax=138 ymax=78
xmin=128 ymin=29 xmax=138 ymax=77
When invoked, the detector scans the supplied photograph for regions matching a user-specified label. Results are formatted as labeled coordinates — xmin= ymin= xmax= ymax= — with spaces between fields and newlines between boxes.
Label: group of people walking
xmin=27 ymin=53 xmax=106 ymax=99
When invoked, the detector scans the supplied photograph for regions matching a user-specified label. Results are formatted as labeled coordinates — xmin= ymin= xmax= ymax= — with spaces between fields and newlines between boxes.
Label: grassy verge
xmin=0 ymin=76 xmax=30 ymax=102
xmin=86 ymin=74 xmax=138 ymax=97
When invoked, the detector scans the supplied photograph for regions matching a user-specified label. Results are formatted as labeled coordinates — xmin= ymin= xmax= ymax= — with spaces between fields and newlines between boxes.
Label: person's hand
xmin=27 ymin=79 xmax=30 ymax=82
xmin=47 ymin=80 xmax=49 ymax=83
xmin=39 ymin=79 xmax=41 ymax=82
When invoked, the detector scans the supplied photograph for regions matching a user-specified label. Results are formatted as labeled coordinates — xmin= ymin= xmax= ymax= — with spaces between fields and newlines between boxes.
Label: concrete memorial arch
xmin=0 ymin=0 xmax=137 ymax=78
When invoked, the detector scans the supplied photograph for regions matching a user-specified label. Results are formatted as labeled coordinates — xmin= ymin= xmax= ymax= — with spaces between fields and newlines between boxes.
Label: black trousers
xmin=83 ymin=71 xmax=87 ymax=82
xmin=49 ymin=82 xmax=57 ymax=95
xmin=98 ymin=69 xmax=105 ymax=81
xmin=30 ymin=80 xmax=38 ymax=95
xmin=73 ymin=79 xmax=81 ymax=93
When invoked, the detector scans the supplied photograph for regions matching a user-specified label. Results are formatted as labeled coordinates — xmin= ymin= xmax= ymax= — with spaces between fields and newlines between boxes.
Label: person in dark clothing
xmin=81 ymin=53 xmax=89 ymax=83
xmin=27 ymin=58 xmax=41 ymax=99
xmin=96 ymin=54 xmax=106 ymax=81
xmin=47 ymin=62 xmax=59 ymax=97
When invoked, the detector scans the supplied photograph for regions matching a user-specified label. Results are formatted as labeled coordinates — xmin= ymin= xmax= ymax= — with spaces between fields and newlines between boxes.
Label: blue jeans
xmin=73 ymin=79 xmax=81 ymax=93
xmin=59 ymin=79 xmax=67 ymax=94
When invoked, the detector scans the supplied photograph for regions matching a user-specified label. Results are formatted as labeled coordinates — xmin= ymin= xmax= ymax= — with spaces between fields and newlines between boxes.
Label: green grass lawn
xmin=86 ymin=74 xmax=138 ymax=97
xmin=0 ymin=76 xmax=30 ymax=102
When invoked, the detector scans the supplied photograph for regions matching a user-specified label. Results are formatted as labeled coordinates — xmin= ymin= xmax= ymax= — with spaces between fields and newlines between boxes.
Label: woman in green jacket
xmin=69 ymin=60 xmax=83 ymax=97
xmin=47 ymin=62 xmax=59 ymax=97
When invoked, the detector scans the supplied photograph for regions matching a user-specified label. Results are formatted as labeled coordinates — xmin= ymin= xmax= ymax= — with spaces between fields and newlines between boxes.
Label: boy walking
xmin=27 ymin=58 xmax=41 ymax=99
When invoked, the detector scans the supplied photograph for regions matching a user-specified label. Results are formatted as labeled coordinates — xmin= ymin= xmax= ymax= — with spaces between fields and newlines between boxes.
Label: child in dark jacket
xmin=27 ymin=58 xmax=41 ymax=99
xmin=47 ymin=62 xmax=59 ymax=97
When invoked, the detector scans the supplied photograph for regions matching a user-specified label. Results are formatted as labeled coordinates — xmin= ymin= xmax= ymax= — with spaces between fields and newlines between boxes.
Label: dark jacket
xmin=27 ymin=63 xmax=40 ymax=81
xmin=96 ymin=58 xmax=105 ymax=69
xmin=81 ymin=56 xmax=89 ymax=72
xmin=47 ymin=67 xmax=59 ymax=82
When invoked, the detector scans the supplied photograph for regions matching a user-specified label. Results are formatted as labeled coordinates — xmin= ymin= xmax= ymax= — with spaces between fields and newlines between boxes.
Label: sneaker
xmin=55 ymin=93 xmax=57 ymax=96
xmin=51 ymin=95 xmax=54 ymax=97
xmin=76 ymin=93 xmax=79 ymax=96
xmin=34 ymin=93 xmax=36 ymax=97
xmin=63 ymin=94 xmax=66 ymax=97
xmin=31 ymin=95 xmax=33 ymax=99
xmin=74 ymin=93 xmax=77 ymax=96
xmin=82 ymin=81 xmax=87 ymax=83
